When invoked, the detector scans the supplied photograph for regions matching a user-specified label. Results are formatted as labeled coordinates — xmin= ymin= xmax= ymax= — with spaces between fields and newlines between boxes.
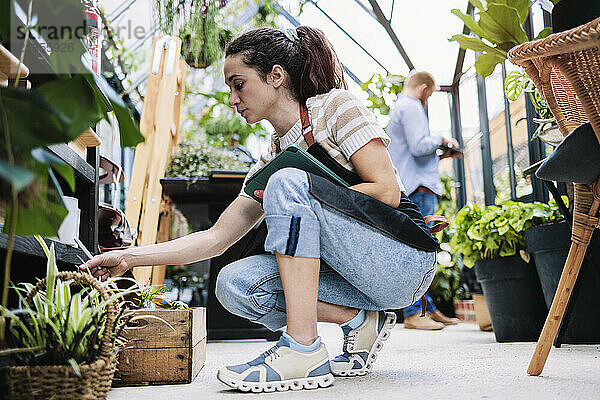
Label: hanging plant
xmin=153 ymin=0 xmax=230 ymax=69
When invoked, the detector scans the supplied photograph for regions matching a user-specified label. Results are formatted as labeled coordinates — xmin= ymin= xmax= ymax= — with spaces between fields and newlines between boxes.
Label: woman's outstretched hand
xmin=79 ymin=250 xmax=130 ymax=282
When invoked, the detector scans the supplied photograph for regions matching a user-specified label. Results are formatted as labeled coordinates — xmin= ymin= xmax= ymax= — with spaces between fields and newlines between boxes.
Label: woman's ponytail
xmin=296 ymin=26 xmax=347 ymax=104
xmin=225 ymin=26 xmax=347 ymax=105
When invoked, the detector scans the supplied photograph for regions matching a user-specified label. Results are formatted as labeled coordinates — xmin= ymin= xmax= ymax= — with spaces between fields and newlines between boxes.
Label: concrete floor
xmin=108 ymin=322 xmax=600 ymax=400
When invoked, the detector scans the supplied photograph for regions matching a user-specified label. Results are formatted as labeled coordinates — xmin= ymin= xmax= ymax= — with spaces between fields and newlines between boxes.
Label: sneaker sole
xmin=217 ymin=369 xmax=335 ymax=393
xmin=332 ymin=311 xmax=397 ymax=377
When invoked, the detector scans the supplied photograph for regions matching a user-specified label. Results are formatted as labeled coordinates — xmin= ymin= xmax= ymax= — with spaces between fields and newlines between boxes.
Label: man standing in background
xmin=386 ymin=71 xmax=461 ymax=330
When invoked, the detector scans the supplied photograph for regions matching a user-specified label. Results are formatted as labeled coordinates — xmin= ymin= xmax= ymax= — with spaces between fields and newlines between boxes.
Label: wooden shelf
xmin=0 ymin=44 xmax=29 ymax=79
xmin=68 ymin=128 xmax=102 ymax=159
xmin=0 ymin=233 xmax=87 ymax=265
xmin=47 ymin=143 xmax=96 ymax=183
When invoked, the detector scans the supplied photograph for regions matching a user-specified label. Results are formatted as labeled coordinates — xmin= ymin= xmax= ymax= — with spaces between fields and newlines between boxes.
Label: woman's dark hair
xmin=225 ymin=26 xmax=347 ymax=104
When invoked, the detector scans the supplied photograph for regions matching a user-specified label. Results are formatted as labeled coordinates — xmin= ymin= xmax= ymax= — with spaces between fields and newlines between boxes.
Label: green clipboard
xmin=244 ymin=144 xmax=350 ymax=202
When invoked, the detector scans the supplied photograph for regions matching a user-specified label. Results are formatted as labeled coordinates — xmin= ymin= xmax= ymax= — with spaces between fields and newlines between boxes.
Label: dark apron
xmin=240 ymin=104 xmax=439 ymax=257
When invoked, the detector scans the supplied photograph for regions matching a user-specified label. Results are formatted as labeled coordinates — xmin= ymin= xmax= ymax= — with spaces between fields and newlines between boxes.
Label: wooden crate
xmin=113 ymin=307 xmax=206 ymax=386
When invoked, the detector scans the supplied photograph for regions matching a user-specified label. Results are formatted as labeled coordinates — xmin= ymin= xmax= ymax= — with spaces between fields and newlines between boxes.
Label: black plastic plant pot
xmin=474 ymin=255 xmax=547 ymax=342
xmin=525 ymin=221 xmax=600 ymax=344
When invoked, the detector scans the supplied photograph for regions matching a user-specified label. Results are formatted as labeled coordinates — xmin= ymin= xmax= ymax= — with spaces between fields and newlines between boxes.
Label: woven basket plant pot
xmin=2 ymin=353 xmax=117 ymax=400
xmin=0 ymin=272 xmax=118 ymax=400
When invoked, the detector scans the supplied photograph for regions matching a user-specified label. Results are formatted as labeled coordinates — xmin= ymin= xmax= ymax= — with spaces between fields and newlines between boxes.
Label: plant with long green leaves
xmin=449 ymin=200 xmax=564 ymax=268
xmin=0 ymin=236 xmax=171 ymax=374
xmin=449 ymin=0 xmax=558 ymax=77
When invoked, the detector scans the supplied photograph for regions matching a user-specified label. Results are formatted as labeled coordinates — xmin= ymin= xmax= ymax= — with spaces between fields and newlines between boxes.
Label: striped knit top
xmin=240 ymin=88 xmax=406 ymax=198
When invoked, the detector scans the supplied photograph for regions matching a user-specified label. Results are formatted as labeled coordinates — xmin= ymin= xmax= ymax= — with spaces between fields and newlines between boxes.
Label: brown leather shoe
xmin=403 ymin=314 xmax=445 ymax=330
xmin=429 ymin=309 xmax=461 ymax=325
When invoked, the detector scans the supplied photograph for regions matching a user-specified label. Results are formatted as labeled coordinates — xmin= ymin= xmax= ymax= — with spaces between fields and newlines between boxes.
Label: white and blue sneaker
xmin=330 ymin=310 xmax=396 ymax=376
xmin=217 ymin=333 xmax=334 ymax=392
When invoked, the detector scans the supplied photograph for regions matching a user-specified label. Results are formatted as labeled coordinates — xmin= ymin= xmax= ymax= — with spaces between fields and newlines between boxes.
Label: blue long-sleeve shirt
xmin=386 ymin=93 xmax=442 ymax=196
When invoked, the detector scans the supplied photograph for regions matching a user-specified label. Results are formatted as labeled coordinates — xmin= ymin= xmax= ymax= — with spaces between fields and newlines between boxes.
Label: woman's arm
xmin=349 ymin=139 xmax=401 ymax=208
xmin=82 ymin=195 xmax=264 ymax=280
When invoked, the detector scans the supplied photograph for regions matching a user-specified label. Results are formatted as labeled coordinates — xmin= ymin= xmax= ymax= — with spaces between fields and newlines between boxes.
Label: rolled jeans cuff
xmin=264 ymin=215 xmax=320 ymax=258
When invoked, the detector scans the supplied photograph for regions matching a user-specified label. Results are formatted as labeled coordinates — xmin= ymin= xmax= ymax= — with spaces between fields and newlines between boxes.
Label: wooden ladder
xmin=125 ymin=36 xmax=186 ymax=286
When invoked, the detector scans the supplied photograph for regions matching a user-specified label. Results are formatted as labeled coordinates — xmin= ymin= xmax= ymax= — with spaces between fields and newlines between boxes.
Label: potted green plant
xmin=524 ymin=198 xmax=600 ymax=344
xmin=0 ymin=237 xmax=140 ymax=399
xmin=449 ymin=201 xmax=561 ymax=342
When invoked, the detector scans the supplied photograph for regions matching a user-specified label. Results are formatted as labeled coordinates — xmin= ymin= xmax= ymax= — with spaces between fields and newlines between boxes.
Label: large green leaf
xmin=50 ymin=162 xmax=76 ymax=193
xmin=535 ymin=27 xmax=553 ymax=40
xmin=84 ymin=74 xmax=144 ymax=148
xmin=478 ymin=4 xmax=529 ymax=45
xmin=469 ymin=0 xmax=486 ymax=11
xmin=475 ymin=52 xmax=505 ymax=77
xmin=37 ymin=76 xmax=104 ymax=137
xmin=31 ymin=148 xmax=76 ymax=193
xmin=0 ymin=87 xmax=73 ymax=154
xmin=449 ymin=34 xmax=507 ymax=58
xmin=2 ymin=158 xmax=69 ymax=237
xmin=487 ymin=0 xmax=530 ymax=25
xmin=112 ymin=99 xmax=144 ymax=148
xmin=3 ymin=192 xmax=68 ymax=237
xmin=0 ymin=160 xmax=34 ymax=192
xmin=451 ymin=9 xmax=490 ymax=40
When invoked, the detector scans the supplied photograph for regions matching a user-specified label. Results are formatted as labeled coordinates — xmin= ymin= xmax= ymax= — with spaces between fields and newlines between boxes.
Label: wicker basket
xmin=1 ymin=272 xmax=118 ymax=400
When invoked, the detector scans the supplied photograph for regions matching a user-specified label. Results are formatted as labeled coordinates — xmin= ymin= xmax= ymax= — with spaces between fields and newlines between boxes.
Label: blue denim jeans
xmin=403 ymin=190 xmax=439 ymax=317
xmin=216 ymin=168 xmax=437 ymax=331
xmin=408 ymin=190 xmax=438 ymax=219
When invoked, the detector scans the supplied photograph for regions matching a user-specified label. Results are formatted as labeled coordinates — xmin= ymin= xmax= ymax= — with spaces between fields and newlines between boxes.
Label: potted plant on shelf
xmin=524 ymin=197 xmax=600 ymax=344
xmin=449 ymin=201 xmax=561 ymax=342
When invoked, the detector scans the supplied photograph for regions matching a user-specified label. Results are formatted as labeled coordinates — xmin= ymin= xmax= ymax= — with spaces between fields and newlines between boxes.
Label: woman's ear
xmin=268 ymin=64 xmax=286 ymax=88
